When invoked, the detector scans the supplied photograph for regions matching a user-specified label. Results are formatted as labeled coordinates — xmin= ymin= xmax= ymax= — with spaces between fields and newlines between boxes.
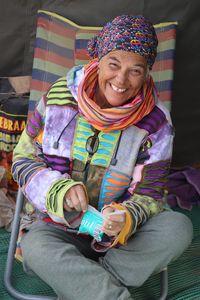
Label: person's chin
xmin=106 ymin=98 xmax=127 ymax=107
xmin=104 ymin=89 xmax=130 ymax=107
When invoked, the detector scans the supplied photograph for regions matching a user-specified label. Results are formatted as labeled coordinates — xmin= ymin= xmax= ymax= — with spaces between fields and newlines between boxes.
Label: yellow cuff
xmin=108 ymin=203 xmax=133 ymax=247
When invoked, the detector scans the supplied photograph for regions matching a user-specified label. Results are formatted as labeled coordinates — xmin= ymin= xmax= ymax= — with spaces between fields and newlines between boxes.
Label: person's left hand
xmin=64 ymin=184 xmax=88 ymax=212
xmin=102 ymin=206 xmax=126 ymax=237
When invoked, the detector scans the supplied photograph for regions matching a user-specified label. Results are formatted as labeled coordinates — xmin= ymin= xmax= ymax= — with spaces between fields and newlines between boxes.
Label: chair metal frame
xmin=4 ymin=189 xmax=56 ymax=300
xmin=4 ymin=189 xmax=168 ymax=300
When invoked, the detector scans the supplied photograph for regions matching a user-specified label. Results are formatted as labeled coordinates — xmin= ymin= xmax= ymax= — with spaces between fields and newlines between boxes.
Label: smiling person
xmin=12 ymin=15 xmax=193 ymax=300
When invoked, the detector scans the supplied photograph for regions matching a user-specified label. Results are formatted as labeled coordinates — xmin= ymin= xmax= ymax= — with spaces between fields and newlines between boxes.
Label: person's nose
xmin=115 ymin=70 xmax=127 ymax=86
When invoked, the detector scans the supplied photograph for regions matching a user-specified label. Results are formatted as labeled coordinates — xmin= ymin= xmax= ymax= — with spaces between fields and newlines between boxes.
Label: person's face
xmin=96 ymin=50 xmax=148 ymax=108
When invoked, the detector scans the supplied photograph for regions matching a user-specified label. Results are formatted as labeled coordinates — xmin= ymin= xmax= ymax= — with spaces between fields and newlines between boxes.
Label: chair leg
xmin=4 ymin=189 xmax=56 ymax=300
xmin=158 ymin=267 xmax=168 ymax=300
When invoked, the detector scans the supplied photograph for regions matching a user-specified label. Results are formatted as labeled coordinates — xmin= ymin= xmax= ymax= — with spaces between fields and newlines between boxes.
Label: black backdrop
xmin=0 ymin=0 xmax=199 ymax=167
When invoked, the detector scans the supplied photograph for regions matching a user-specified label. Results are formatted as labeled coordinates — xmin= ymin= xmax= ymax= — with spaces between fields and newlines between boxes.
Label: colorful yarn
xmin=87 ymin=15 xmax=158 ymax=69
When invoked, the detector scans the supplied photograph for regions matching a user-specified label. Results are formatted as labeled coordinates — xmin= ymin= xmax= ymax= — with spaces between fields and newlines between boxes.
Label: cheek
xmin=98 ymin=77 xmax=105 ymax=93
xmin=130 ymin=77 xmax=145 ymax=91
xmin=98 ymin=72 xmax=111 ymax=89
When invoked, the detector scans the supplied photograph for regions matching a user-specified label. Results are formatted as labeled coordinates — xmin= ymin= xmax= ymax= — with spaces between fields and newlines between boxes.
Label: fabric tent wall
xmin=0 ymin=0 xmax=199 ymax=167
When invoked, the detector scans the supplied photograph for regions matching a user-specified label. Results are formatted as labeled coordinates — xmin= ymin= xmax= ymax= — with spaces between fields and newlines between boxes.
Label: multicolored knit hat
xmin=87 ymin=15 xmax=158 ymax=69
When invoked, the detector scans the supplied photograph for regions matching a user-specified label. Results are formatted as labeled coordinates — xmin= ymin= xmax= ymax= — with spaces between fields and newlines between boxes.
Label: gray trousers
xmin=21 ymin=211 xmax=193 ymax=300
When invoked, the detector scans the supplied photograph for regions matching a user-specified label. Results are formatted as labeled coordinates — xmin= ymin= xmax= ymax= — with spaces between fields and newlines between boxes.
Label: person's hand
xmin=64 ymin=185 xmax=88 ymax=212
xmin=102 ymin=206 xmax=126 ymax=237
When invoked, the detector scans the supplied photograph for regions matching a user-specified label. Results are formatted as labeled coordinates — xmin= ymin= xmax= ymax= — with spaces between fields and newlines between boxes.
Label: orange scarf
xmin=78 ymin=59 xmax=156 ymax=132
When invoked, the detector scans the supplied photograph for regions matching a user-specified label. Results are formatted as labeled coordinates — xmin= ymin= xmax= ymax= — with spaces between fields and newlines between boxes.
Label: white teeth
xmin=111 ymin=84 xmax=126 ymax=93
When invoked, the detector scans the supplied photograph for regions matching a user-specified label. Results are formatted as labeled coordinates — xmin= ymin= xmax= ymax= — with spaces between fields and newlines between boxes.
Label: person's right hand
xmin=64 ymin=185 xmax=88 ymax=212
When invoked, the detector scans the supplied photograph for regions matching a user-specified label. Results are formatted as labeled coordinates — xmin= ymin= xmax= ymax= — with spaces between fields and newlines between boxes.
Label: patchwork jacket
xmin=12 ymin=67 xmax=174 ymax=245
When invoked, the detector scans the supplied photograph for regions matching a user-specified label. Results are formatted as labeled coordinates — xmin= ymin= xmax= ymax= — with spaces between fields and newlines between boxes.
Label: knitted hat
xmin=87 ymin=15 xmax=158 ymax=69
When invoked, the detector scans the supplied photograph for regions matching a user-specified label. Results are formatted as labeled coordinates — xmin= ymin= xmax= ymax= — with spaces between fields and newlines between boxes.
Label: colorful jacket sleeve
xmin=12 ymin=87 xmax=85 ymax=225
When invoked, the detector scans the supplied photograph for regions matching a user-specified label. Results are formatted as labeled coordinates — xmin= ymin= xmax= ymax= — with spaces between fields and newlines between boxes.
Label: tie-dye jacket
xmin=12 ymin=66 xmax=174 ymax=245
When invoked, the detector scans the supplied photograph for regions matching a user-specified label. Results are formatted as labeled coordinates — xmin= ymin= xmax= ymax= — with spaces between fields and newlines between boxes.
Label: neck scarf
xmin=77 ymin=59 xmax=156 ymax=132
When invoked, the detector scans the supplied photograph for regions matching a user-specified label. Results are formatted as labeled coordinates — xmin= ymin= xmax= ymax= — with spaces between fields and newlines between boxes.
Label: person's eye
xmin=131 ymin=69 xmax=143 ymax=76
xmin=109 ymin=63 xmax=119 ymax=69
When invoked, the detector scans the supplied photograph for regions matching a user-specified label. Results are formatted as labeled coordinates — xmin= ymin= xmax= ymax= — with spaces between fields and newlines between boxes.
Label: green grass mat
xmin=1 ymin=206 xmax=200 ymax=300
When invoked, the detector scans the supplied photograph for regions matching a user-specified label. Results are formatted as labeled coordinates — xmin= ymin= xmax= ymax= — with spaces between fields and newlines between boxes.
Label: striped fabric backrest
xmin=29 ymin=10 xmax=177 ymax=117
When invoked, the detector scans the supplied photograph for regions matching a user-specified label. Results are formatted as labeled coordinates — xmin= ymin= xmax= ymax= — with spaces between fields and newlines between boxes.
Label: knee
xmin=159 ymin=211 xmax=193 ymax=254
xmin=21 ymin=227 xmax=47 ymax=265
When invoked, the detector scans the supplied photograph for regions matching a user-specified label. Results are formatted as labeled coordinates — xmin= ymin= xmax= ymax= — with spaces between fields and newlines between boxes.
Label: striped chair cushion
xmin=29 ymin=10 xmax=177 ymax=116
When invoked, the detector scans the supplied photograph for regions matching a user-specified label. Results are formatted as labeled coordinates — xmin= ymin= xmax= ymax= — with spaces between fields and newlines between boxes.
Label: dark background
xmin=0 ymin=0 xmax=199 ymax=167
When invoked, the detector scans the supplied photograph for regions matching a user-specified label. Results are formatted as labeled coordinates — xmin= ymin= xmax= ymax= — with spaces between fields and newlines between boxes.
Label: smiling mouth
xmin=110 ymin=83 xmax=127 ymax=93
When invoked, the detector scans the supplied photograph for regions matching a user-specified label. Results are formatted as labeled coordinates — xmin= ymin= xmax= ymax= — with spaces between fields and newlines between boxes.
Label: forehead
xmin=101 ymin=50 xmax=147 ymax=67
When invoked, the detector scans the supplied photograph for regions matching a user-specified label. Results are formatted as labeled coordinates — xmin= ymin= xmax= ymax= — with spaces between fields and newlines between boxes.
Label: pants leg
xmin=21 ymin=222 xmax=132 ymax=300
xmin=100 ymin=211 xmax=193 ymax=287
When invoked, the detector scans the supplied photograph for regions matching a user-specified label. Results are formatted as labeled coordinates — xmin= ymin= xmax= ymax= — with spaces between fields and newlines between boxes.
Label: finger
xmin=64 ymin=191 xmax=76 ymax=211
xmin=103 ymin=230 xmax=115 ymax=237
xmin=102 ymin=218 xmax=124 ymax=236
xmin=102 ymin=207 xmax=115 ymax=217
xmin=102 ymin=226 xmax=119 ymax=237
xmin=107 ymin=211 xmax=126 ymax=223
xmin=63 ymin=201 xmax=73 ymax=212
xmin=75 ymin=185 xmax=88 ymax=212
xmin=102 ymin=220 xmax=115 ymax=232
xmin=65 ymin=198 xmax=74 ymax=208
xmin=72 ymin=198 xmax=82 ymax=211
xmin=68 ymin=188 xmax=82 ymax=211
xmin=64 ymin=190 xmax=75 ymax=210
xmin=102 ymin=208 xmax=126 ymax=222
